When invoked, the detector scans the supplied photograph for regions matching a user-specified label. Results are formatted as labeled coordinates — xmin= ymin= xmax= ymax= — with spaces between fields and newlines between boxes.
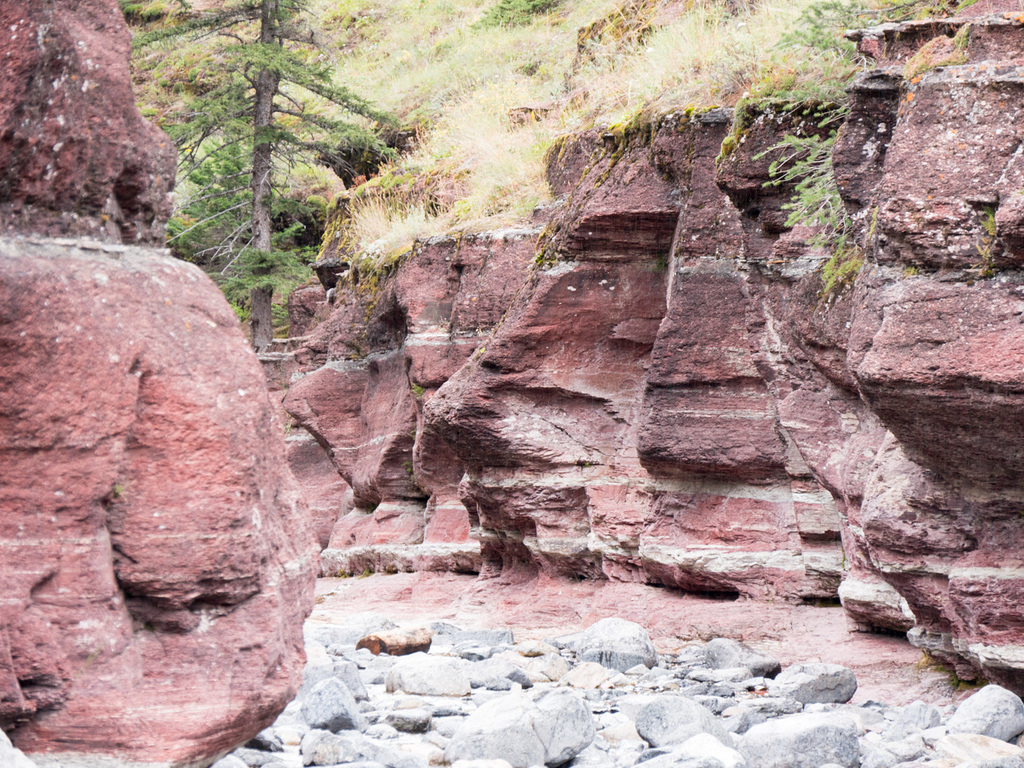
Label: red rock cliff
xmin=281 ymin=11 xmax=1024 ymax=692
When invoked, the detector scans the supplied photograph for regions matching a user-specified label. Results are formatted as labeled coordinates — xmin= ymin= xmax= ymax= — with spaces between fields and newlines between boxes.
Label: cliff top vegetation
xmin=122 ymin=0 xmax=976 ymax=332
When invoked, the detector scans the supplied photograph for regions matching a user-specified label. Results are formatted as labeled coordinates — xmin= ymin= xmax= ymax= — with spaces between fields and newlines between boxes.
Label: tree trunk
xmin=251 ymin=65 xmax=277 ymax=254
xmin=249 ymin=0 xmax=280 ymax=350
xmin=250 ymin=285 xmax=274 ymax=352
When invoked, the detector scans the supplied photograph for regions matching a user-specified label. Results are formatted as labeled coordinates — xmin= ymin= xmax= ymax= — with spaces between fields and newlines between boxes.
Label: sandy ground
xmin=311 ymin=572 xmax=965 ymax=709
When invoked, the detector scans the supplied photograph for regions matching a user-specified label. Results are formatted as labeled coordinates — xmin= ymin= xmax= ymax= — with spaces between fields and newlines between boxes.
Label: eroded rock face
xmin=284 ymin=232 xmax=537 ymax=576
xmin=282 ymin=14 xmax=1024 ymax=691
xmin=0 ymin=240 xmax=317 ymax=766
xmin=0 ymin=0 xmax=175 ymax=243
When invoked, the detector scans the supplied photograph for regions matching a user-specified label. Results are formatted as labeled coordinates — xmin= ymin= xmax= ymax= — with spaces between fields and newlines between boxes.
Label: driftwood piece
xmin=356 ymin=627 xmax=432 ymax=656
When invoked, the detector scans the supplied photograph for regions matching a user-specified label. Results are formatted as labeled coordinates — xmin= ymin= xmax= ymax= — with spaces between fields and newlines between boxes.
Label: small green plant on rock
xmin=761 ymin=128 xmax=851 ymax=250
xmin=903 ymin=26 xmax=969 ymax=80
xmin=974 ymin=204 xmax=998 ymax=278
xmin=821 ymin=245 xmax=864 ymax=296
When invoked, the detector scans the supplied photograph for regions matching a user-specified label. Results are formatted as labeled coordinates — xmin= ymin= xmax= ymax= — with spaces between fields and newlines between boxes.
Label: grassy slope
xmin=313 ymin=0 xmax=863 ymax=261
xmin=125 ymin=0 xmax=967 ymax=293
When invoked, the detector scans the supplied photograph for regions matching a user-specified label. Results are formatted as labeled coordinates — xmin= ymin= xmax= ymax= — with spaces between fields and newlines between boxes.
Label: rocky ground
xmin=194 ymin=573 xmax=1024 ymax=768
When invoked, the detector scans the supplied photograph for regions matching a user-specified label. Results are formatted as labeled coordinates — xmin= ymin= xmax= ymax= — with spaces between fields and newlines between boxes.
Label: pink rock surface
xmin=0 ymin=0 xmax=175 ymax=243
xmin=0 ymin=240 xmax=317 ymax=765
xmin=287 ymin=17 xmax=1024 ymax=692
xmin=287 ymin=282 xmax=329 ymax=338
xmin=286 ymin=431 xmax=349 ymax=550
xmin=313 ymin=572 xmax=963 ymax=708
xmin=286 ymin=233 xmax=536 ymax=574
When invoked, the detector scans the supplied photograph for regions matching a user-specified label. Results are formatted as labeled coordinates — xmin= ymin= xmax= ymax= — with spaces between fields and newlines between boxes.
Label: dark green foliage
xmin=118 ymin=0 xmax=187 ymax=23
xmin=781 ymin=0 xmax=963 ymax=57
xmin=220 ymin=248 xmax=310 ymax=307
xmin=132 ymin=0 xmax=393 ymax=340
xmin=166 ymin=140 xmax=251 ymax=265
xmin=762 ymin=128 xmax=851 ymax=249
xmin=479 ymin=0 xmax=560 ymax=28
xmin=779 ymin=1 xmax=865 ymax=56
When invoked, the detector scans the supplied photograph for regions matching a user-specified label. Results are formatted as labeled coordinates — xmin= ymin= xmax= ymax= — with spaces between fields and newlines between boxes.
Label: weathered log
xmin=356 ymin=628 xmax=432 ymax=656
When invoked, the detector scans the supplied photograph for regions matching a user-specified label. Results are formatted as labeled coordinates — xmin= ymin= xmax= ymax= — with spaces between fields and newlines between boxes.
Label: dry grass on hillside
xmin=326 ymin=0 xmax=864 ymax=266
xmin=128 ymin=0 xmax=875 ymax=273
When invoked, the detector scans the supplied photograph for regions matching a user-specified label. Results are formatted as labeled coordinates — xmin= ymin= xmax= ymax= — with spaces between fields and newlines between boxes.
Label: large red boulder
xmin=0 ymin=240 xmax=317 ymax=765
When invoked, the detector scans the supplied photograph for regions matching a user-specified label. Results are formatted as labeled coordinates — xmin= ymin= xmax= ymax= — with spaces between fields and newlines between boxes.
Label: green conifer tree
xmin=134 ymin=0 xmax=391 ymax=350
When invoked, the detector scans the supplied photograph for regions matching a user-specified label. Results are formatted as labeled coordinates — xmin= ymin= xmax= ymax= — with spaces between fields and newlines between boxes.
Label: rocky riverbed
xmin=206 ymin=614 xmax=1024 ymax=768
xmin=194 ymin=574 xmax=1024 ymax=768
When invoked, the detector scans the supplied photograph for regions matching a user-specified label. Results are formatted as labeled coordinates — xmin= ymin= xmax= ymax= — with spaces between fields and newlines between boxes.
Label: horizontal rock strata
xmin=277 ymin=11 xmax=1024 ymax=692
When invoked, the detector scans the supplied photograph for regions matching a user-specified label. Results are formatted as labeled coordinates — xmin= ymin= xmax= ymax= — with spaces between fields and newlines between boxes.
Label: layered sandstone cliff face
xmin=1 ymin=2 xmax=318 ymax=765
xmin=282 ymin=10 xmax=1024 ymax=693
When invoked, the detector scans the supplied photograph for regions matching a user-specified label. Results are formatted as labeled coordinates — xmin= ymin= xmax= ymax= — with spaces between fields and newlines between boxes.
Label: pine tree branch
xmin=168 ymin=200 xmax=251 ymax=242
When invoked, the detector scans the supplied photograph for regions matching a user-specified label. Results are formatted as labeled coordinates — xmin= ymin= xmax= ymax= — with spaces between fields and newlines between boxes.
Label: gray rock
xmin=737 ymin=713 xmax=860 ymax=768
xmin=722 ymin=708 xmax=756 ymax=735
xmin=453 ymin=629 xmax=515 ymax=646
xmin=386 ymin=708 xmax=433 ymax=733
xmin=767 ymin=663 xmax=857 ymax=705
xmin=948 ymin=685 xmax=1024 ymax=742
xmin=466 ymin=657 xmax=523 ymax=691
xmin=386 ymin=653 xmax=472 ymax=696
xmin=535 ymin=688 xmax=598 ymax=765
xmin=694 ymin=696 xmax=733 ymax=715
xmin=0 ymin=731 xmax=37 ymax=768
xmin=364 ymin=723 xmax=400 ymax=740
xmin=301 ymin=652 xmax=370 ymax=702
xmin=300 ymin=729 xmax=426 ymax=768
xmin=343 ymin=647 xmax=379 ymax=667
xmin=445 ymin=693 xmax=546 ymax=768
xmin=445 ymin=690 xmax=594 ymax=767
xmin=737 ymin=697 xmax=802 ymax=718
xmin=429 ymin=621 xmax=465 ymax=636
xmin=859 ymin=745 xmax=899 ymax=768
xmin=245 ymin=727 xmax=285 ymax=752
xmin=301 ymin=677 xmax=366 ymax=732
xmin=356 ymin=653 xmax=397 ymax=686
xmin=371 ymin=742 xmax=430 ymax=768
xmin=860 ymin=739 xmax=929 ymax=768
xmin=300 ymin=642 xmax=335 ymax=697
xmin=335 ymin=659 xmax=370 ymax=701
xmin=229 ymin=747 xmax=283 ymax=766
xmin=431 ymin=701 xmax=471 ymax=717
xmin=507 ymin=666 xmax=534 ymax=688
xmin=210 ymin=757 xmax=249 ymax=768
xmin=300 ymin=729 xmax=335 ymax=764
xmin=883 ymin=699 xmax=942 ymax=741
xmin=635 ymin=695 xmax=732 ymax=748
xmin=306 ymin=615 xmax=397 ymax=648
xmin=636 ymin=753 xmax=727 ymax=768
xmin=434 ymin=715 xmax=466 ymax=738
xmin=458 ymin=644 xmax=499 ymax=661
xmin=705 ymin=638 xmax=782 ymax=679
xmin=688 ymin=667 xmax=753 ymax=684
xmin=575 ymin=618 xmax=658 ymax=673
xmin=672 ymin=733 xmax=745 ymax=768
